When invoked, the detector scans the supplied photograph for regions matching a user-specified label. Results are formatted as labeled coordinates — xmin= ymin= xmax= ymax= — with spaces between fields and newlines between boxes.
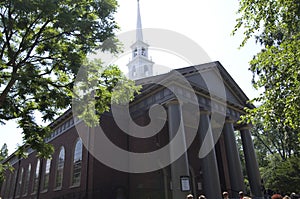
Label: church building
xmin=0 ymin=1 xmax=264 ymax=199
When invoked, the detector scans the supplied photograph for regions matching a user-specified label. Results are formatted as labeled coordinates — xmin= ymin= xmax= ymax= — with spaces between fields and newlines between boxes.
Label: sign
xmin=180 ymin=176 xmax=190 ymax=191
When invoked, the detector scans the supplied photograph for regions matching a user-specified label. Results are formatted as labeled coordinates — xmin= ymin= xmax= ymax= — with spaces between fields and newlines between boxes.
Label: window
xmin=0 ymin=177 xmax=5 ymax=196
xmin=1 ymin=174 xmax=8 ymax=198
xmin=4 ymin=173 xmax=12 ymax=198
xmin=9 ymin=171 xmax=17 ymax=197
xmin=15 ymin=167 xmax=24 ymax=197
xmin=42 ymin=159 xmax=51 ymax=191
xmin=132 ymin=66 xmax=136 ymax=77
xmin=133 ymin=48 xmax=138 ymax=57
xmin=141 ymin=48 xmax=146 ymax=56
xmin=33 ymin=159 xmax=40 ymax=194
xmin=22 ymin=164 xmax=31 ymax=196
xmin=71 ymin=138 xmax=82 ymax=186
xmin=144 ymin=65 xmax=149 ymax=76
xmin=55 ymin=147 xmax=65 ymax=189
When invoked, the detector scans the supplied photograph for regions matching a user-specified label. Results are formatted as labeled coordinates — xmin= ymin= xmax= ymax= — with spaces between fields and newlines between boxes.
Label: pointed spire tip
xmin=136 ymin=0 xmax=143 ymax=41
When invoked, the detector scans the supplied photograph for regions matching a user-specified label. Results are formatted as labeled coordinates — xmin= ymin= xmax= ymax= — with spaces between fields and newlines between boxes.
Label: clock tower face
xmin=127 ymin=0 xmax=154 ymax=80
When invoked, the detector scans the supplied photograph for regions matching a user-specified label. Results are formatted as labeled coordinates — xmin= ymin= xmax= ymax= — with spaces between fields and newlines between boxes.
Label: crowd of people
xmin=185 ymin=191 xmax=300 ymax=199
xmin=271 ymin=193 xmax=300 ymax=199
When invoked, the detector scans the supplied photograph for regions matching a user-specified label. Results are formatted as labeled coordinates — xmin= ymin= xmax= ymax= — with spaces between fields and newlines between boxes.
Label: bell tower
xmin=127 ymin=0 xmax=154 ymax=80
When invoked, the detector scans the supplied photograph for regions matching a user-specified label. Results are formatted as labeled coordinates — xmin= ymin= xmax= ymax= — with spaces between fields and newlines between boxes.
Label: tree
xmin=233 ymin=0 xmax=300 ymax=194
xmin=251 ymin=123 xmax=300 ymax=193
xmin=260 ymin=155 xmax=300 ymax=193
xmin=0 ymin=144 xmax=10 ymax=183
xmin=234 ymin=0 xmax=300 ymax=139
xmin=72 ymin=59 xmax=140 ymax=128
xmin=0 ymin=0 xmax=133 ymax=158
xmin=251 ymin=122 xmax=300 ymax=161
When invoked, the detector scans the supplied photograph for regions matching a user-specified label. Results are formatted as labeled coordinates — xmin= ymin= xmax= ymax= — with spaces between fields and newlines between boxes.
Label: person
xmin=186 ymin=194 xmax=194 ymax=199
xmin=239 ymin=191 xmax=245 ymax=199
xmin=291 ymin=193 xmax=299 ymax=199
xmin=271 ymin=194 xmax=283 ymax=199
xmin=223 ymin=191 xmax=229 ymax=199
xmin=239 ymin=191 xmax=252 ymax=199
xmin=291 ymin=193 xmax=296 ymax=199
xmin=199 ymin=195 xmax=206 ymax=199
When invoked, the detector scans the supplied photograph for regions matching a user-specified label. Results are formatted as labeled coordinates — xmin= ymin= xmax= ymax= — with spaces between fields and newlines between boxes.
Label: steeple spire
xmin=127 ymin=0 xmax=154 ymax=80
xmin=136 ymin=0 xmax=143 ymax=41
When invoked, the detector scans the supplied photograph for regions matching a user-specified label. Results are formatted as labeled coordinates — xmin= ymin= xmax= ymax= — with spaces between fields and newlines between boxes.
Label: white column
xmin=240 ymin=125 xmax=263 ymax=199
xmin=223 ymin=119 xmax=245 ymax=197
xmin=198 ymin=110 xmax=222 ymax=199
xmin=167 ymin=101 xmax=190 ymax=199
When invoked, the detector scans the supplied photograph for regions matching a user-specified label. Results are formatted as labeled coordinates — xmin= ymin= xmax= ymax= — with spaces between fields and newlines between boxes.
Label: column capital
xmin=237 ymin=123 xmax=253 ymax=131
xmin=199 ymin=108 xmax=211 ymax=115
xmin=165 ymin=99 xmax=180 ymax=106
xmin=225 ymin=117 xmax=235 ymax=124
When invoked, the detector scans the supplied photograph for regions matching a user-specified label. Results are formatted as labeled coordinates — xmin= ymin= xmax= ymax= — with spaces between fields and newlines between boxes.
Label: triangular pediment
xmin=178 ymin=61 xmax=251 ymax=108
xmin=136 ymin=61 xmax=252 ymax=109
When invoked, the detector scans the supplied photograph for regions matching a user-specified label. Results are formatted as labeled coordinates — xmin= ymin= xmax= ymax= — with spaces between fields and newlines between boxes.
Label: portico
xmin=129 ymin=61 xmax=264 ymax=199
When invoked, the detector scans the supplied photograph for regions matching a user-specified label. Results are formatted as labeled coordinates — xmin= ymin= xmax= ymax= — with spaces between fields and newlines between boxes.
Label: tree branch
xmin=254 ymin=131 xmax=276 ymax=156
xmin=0 ymin=65 xmax=17 ymax=107
xmin=18 ymin=20 xmax=51 ymax=67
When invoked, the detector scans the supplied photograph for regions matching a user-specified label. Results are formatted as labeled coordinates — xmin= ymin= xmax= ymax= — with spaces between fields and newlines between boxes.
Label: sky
xmin=0 ymin=0 xmax=262 ymax=155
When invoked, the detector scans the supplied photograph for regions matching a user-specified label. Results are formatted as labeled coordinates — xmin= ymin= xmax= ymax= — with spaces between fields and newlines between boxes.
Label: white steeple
xmin=136 ymin=0 xmax=143 ymax=41
xmin=127 ymin=0 xmax=154 ymax=80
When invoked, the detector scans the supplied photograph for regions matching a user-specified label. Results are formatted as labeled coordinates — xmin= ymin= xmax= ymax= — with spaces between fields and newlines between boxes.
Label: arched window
xmin=132 ymin=66 xmax=136 ymax=77
xmin=22 ymin=164 xmax=31 ymax=196
xmin=133 ymin=48 xmax=138 ymax=57
xmin=144 ymin=65 xmax=149 ymax=76
xmin=9 ymin=171 xmax=17 ymax=197
xmin=16 ymin=167 xmax=24 ymax=197
xmin=1 ymin=176 xmax=6 ymax=196
xmin=32 ymin=159 xmax=40 ymax=194
xmin=55 ymin=146 xmax=65 ymax=189
xmin=4 ymin=172 xmax=12 ymax=198
xmin=42 ymin=159 xmax=51 ymax=191
xmin=71 ymin=138 xmax=82 ymax=186
xmin=141 ymin=48 xmax=146 ymax=56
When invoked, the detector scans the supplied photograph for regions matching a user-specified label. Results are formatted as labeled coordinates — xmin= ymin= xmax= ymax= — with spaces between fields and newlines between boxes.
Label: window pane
xmin=42 ymin=159 xmax=51 ymax=191
xmin=9 ymin=171 xmax=17 ymax=197
xmin=33 ymin=159 xmax=40 ymax=194
xmin=0 ymin=177 xmax=6 ymax=196
xmin=23 ymin=164 xmax=31 ymax=196
xmin=55 ymin=147 xmax=65 ymax=189
xmin=72 ymin=139 xmax=82 ymax=186
xmin=2 ymin=173 xmax=9 ymax=198
xmin=4 ymin=173 xmax=12 ymax=198
xmin=15 ymin=167 xmax=24 ymax=197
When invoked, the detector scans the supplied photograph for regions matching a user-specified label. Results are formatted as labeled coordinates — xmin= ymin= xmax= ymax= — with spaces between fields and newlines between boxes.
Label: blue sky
xmin=0 ymin=0 xmax=261 ymax=154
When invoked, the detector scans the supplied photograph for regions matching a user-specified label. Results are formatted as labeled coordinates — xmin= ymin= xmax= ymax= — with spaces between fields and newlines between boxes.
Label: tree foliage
xmin=72 ymin=59 xmax=140 ymax=127
xmin=0 ymin=144 xmax=10 ymax=183
xmin=260 ymin=155 xmax=300 ymax=193
xmin=0 ymin=0 xmax=127 ymax=157
xmin=252 ymin=122 xmax=300 ymax=161
xmin=234 ymin=0 xmax=300 ymax=137
xmin=234 ymin=0 xmax=300 ymax=194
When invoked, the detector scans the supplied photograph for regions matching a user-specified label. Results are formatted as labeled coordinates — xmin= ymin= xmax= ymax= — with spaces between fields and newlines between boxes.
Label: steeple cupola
xmin=127 ymin=0 xmax=154 ymax=80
